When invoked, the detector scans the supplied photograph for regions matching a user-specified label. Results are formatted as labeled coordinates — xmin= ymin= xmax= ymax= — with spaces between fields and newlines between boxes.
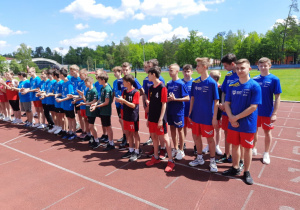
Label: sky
xmin=0 ymin=0 xmax=298 ymax=55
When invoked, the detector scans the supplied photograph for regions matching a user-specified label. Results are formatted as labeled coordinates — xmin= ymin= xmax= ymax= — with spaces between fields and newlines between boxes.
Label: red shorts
xmin=145 ymin=112 xmax=148 ymax=119
xmin=257 ymin=116 xmax=274 ymax=130
xmin=0 ymin=94 xmax=8 ymax=102
xmin=184 ymin=117 xmax=193 ymax=129
xmin=148 ymin=121 xmax=168 ymax=135
xmin=80 ymin=109 xmax=87 ymax=118
xmin=33 ymin=100 xmax=43 ymax=108
xmin=123 ymin=120 xmax=139 ymax=132
xmin=192 ymin=122 xmax=214 ymax=137
xmin=221 ymin=115 xmax=229 ymax=131
xmin=227 ymin=129 xmax=255 ymax=149
xmin=217 ymin=120 xmax=222 ymax=128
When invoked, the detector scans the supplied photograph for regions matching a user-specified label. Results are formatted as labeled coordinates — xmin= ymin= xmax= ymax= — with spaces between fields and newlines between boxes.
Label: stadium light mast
xmin=59 ymin=47 xmax=64 ymax=65
xmin=218 ymin=32 xmax=226 ymax=70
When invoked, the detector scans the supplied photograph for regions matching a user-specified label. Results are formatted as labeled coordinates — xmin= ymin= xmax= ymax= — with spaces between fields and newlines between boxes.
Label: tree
xmin=0 ymin=56 xmax=9 ymax=73
xmin=86 ymin=56 xmax=94 ymax=70
xmin=15 ymin=43 xmax=32 ymax=70
xmin=9 ymin=60 xmax=23 ymax=74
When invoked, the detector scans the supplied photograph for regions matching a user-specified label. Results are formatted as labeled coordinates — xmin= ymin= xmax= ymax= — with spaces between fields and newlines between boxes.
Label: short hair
xmin=123 ymin=74 xmax=135 ymax=85
xmin=122 ymin=62 xmax=131 ymax=68
xmin=236 ymin=58 xmax=250 ymax=65
xmin=47 ymin=69 xmax=54 ymax=75
xmin=6 ymin=71 xmax=14 ymax=76
xmin=183 ymin=64 xmax=193 ymax=71
xmin=70 ymin=64 xmax=79 ymax=71
xmin=52 ymin=65 xmax=60 ymax=71
xmin=209 ymin=70 xmax=221 ymax=82
xmin=97 ymin=71 xmax=109 ymax=83
xmin=148 ymin=66 xmax=161 ymax=78
xmin=112 ymin=66 xmax=122 ymax=73
xmin=96 ymin=68 xmax=103 ymax=75
xmin=60 ymin=68 xmax=68 ymax=77
xmin=169 ymin=63 xmax=180 ymax=71
xmin=84 ymin=76 xmax=94 ymax=83
xmin=148 ymin=59 xmax=159 ymax=67
xmin=53 ymin=70 xmax=60 ymax=78
xmin=258 ymin=57 xmax=271 ymax=65
xmin=195 ymin=57 xmax=211 ymax=67
xmin=143 ymin=61 xmax=148 ymax=67
xmin=80 ymin=68 xmax=88 ymax=75
xmin=221 ymin=53 xmax=237 ymax=64
xmin=42 ymin=70 xmax=47 ymax=74
xmin=18 ymin=72 xmax=27 ymax=78
xmin=29 ymin=67 xmax=36 ymax=73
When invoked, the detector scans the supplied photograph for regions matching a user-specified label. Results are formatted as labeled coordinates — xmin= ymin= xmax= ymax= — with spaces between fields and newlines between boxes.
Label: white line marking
xmin=258 ymin=135 xmax=300 ymax=143
xmin=165 ymin=177 xmax=180 ymax=189
xmin=276 ymin=125 xmax=300 ymax=130
xmin=2 ymin=130 xmax=37 ymax=144
xmin=0 ymin=158 xmax=19 ymax=166
xmin=278 ymin=117 xmax=300 ymax=121
xmin=287 ymin=112 xmax=291 ymax=118
xmin=279 ymin=110 xmax=300 ymax=114
xmin=278 ymin=128 xmax=283 ymax=137
xmin=39 ymin=142 xmax=73 ymax=153
xmin=7 ymin=140 xmax=22 ymax=145
xmin=258 ymin=165 xmax=266 ymax=178
xmin=241 ymin=190 xmax=254 ymax=210
xmin=105 ymin=162 xmax=132 ymax=176
xmin=0 ymin=143 xmax=167 ymax=210
xmin=42 ymin=187 xmax=85 ymax=210
xmin=283 ymin=119 xmax=288 ymax=126
xmin=270 ymin=141 xmax=278 ymax=153
xmin=270 ymin=155 xmax=300 ymax=163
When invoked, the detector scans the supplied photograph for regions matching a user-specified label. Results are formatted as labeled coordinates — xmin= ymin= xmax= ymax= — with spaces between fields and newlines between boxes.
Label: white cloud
xmin=149 ymin=26 xmax=190 ymax=42
xmin=0 ymin=24 xmax=26 ymax=36
xmin=0 ymin=40 xmax=8 ymax=49
xmin=133 ymin=13 xmax=145 ymax=20
xmin=59 ymin=31 xmax=108 ymax=47
xmin=53 ymin=47 xmax=69 ymax=56
xmin=75 ymin=23 xmax=89 ymax=30
xmin=271 ymin=15 xmax=299 ymax=28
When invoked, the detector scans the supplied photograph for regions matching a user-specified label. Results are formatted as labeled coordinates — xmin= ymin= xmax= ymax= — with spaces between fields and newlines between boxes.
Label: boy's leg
xmin=170 ymin=125 xmax=178 ymax=150
xmin=178 ymin=127 xmax=185 ymax=151
xmin=264 ymin=129 xmax=272 ymax=153
xmin=151 ymin=133 xmax=159 ymax=157
xmin=134 ymin=131 xmax=140 ymax=150
xmin=232 ymin=144 xmax=240 ymax=169
xmin=243 ymin=147 xmax=252 ymax=172
xmin=207 ymin=137 xmax=216 ymax=158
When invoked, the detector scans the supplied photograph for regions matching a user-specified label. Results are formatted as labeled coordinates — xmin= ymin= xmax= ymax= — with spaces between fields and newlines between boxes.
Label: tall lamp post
xmin=59 ymin=47 xmax=64 ymax=65
xmin=218 ymin=32 xmax=226 ymax=70
xmin=140 ymin=38 xmax=145 ymax=63
xmin=94 ymin=59 xmax=97 ymax=71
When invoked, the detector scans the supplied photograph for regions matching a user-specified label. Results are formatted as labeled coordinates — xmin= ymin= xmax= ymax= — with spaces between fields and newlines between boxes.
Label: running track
xmin=0 ymin=101 xmax=299 ymax=209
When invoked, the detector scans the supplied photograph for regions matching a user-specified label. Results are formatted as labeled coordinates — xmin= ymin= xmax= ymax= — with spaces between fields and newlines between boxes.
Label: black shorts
xmin=116 ymin=107 xmax=121 ymax=118
xmin=55 ymin=107 xmax=64 ymax=113
xmin=75 ymin=104 xmax=80 ymax=112
xmin=88 ymin=116 xmax=96 ymax=124
xmin=47 ymin=104 xmax=55 ymax=112
xmin=65 ymin=110 xmax=75 ymax=118
xmin=9 ymin=100 xmax=20 ymax=111
xmin=100 ymin=115 xmax=111 ymax=127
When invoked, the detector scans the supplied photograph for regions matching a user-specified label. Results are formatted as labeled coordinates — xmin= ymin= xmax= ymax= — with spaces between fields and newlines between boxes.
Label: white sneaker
xmin=209 ymin=160 xmax=218 ymax=172
xmin=11 ymin=119 xmax=18 ymax=124
xmin=37 ymin=124 xmax=45 ymax=129
xmin=263 ymin=152 xmax=270 ymax=165
xmin=3 ymin=117 xmax=10 ymax=122
xmin=33 ymin=123 xmax=41 ymax=128
xmin=215 ymin=145 xmax=223 ymax=156
xmin=172 ymin=148 xmax=177 ymax=158
xmin=175 ymin=150 xmax=185 ymax=160
xmin=76 ymin=122 xmax=80 ymax=130
xmin=202 ymin=145 xmax=209 ymax=153
xmin=17 ymin=118 xmax=23 ymax=124
xmin=252 ymin=148 xmax=257 ymax=156
xmin=48 ymin=126 xmax=58 ymax=133
xmin=54 ymin=127 xmax=62 ymax=134
xmin=189 ymin=155 xmax=205 ymax=167
xmin=33 ymin=112 xmax=38 ymax=117
xmin=32 ymin=119 xmax=36 ymax=124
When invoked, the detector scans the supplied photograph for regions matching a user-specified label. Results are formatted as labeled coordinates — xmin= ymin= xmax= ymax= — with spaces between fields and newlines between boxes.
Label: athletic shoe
xmin=216 ymin=153 xmax=230 ymax=163
xmin=82 ymin=135 xmax=92 ymax=142
xmin=222 ymin=167 xmax=241 ymax=176
xmin=122 ymin=151 xmax=133 ymax=159
xmin=175 ymin=150 xmax=185 ymax=160
xmin=215 ymin=145 xmax=223 ymax=156
xmin=76 ymin=122 xmax=80 ymax=130
xmin=88 ymin=138 xmax=94 ymax=147
xmin=62 ymin=133 xmax=71 ymax=139
xmin=3 ymin=117 xmax=10 ymax=122
xmin=227 ymin=155 xmax=232 ymax=163
xmin=159 ymin=148 xmax=167 ymax=160
xmin=48 ymin=126 xmax=58 ymax=133
xmin=68 ymin=134 xmax=77 ymax=140
xmin=171 ymin=148 xmax=177 ymax=158
xmin=165 ymin=161 xmax=175 ymax=172
xmin=22 ymin=113 xmax=26 ymax=117
xmin=189 ymin=156 xmax=205 ymax=167
xmin=92 ymin=141 xmax=101 ymax=149
xmin=33 ymin=123 xmax=41 ymax=128
xmin=54 ymin=127 xmax=62 ymax=134
xmin=79 ymin=133 xmax=86 ymax=139
xmin=37 ymin=124 xmax=46 ymax=129
xmin=129 ymin=152 xmax=141 ymax=162
xmin=57 ymin=130 xmax=65 ymax=136
xmin=210 ymin=160 xmax=218 ymax=172
xmin=117 ymin=136 xmax=124 ymax=142
xmin=146 ymin=156 xmax=161 ymax=166
xmin=147 ymin=146 xmax=155 ymax=157
xmin=25 ymin=122 xmax=33 ymax=127
xmin=119 ymin=143 xmax=129 ymax=151
xmin=239 ymin=160 xmax=244 ymax=170
xmin=76 ymin=129 xmax=82 ymax=133
xmin=202 ymin=145 xmax=209 ymax=153
xmin=194 ymin=145 xmax=197 ymax=155
xmin=243 ymin=171 xmax=254 ymax=185
xmin=33 ymin=112 xmax=38 ymax=118
xmin=143 ymin=137 xmax=153 ymax=146
xmin=252 ymin=148 xmax=258 ymax=156
xmin=11 ymin=119 xmax=17 ymax=124
xmin=263 ymin=152 xmax=270 ymax=165
xmin=99 ymin=134 xmax=109 ymax=143
xmin=15 ymin=118 xmax=23 ymax=124
xmin=104 ymin=144 xmax=115 ymax=151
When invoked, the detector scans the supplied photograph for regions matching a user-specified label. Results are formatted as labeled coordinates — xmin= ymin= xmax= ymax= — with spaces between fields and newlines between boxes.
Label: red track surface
xmin=0 ymin=101 xmax=299 ymax=209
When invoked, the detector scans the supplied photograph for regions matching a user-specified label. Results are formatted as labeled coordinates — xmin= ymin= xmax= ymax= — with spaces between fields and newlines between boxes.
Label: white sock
xmin=129 ymin=147 xmax=134 ymax=152
xmin=210 ymin=157 xmax=215 ymax=162
xmin=197 ymin=154 xmax=203 ymax=159
xmin=109 ymin=140 xmax=114 ymax=146
xmin=135 ymin=149 xmax=139 ymax=154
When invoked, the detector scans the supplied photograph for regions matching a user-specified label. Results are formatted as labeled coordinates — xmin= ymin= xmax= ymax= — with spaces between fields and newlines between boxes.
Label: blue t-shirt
xmin=182 ymin=78 xmax=194 ymax=117
xmin=46 ymin=79 xmax=56 ymax=105
xmin=221 ymin=71 xmax=239 ymax=116
xmin=94 ymin=81 xmax=103 ymax=94
xmin=113 ymin=79 xmax=122 ymax=108
xmin=18 ymin=80 xmax=31 ymax=103
xmin=166 ymin=79 xmax=189 ymax=116
xmin=117 ymin=78 xmax=142 ymax=109
xmin=54 ymin=80 xmax=64 ymax=108
xmin=70 ymin=76 xmax=82 ymax=97
xmin=77 ymin=80 xmax=89 ymax=110
xmin=62 ymin=80 xmax=74 ymax=111
xmin=190 ymin=76 xmax=219 ymax=125
xmin=225 ymin=79 xmax=262 ymax=133
xmin=253 ymin=74 xmax=282 ymax=117
xmin=41 ymin=79 xmax=50 ymax=104
xmin=143 ymin=75 xmax=165 ymax=96
xmin=30 ymin=76 xmax=41 ymax=101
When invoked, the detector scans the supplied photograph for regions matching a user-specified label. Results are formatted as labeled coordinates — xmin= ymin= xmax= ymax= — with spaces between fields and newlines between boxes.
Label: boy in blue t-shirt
xmin=188 ymin=58 xmax=219 ymax=173
xmin=253 ymin=57 xmax=282 ymax=165
xmin=223 ymin=59 xmax=262 ymax=185
xmin=167 ymin=63 xmax=189 ymax=160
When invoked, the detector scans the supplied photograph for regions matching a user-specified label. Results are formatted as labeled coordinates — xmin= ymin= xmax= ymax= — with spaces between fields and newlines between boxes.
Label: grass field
xmin=89 ymin=69 xmax=300 ymax=102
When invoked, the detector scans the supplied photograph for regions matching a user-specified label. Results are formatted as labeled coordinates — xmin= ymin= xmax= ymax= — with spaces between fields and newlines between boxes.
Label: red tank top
xmin=6 ymin=81 xmax=19 ymax=100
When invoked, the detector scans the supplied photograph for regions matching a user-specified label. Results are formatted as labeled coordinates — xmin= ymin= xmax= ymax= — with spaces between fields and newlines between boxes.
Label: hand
xmin=115 ymin=95 xmax=124 ymax=103
xmin=270 ymin=114 xmax=277 ymax=123
xmin=77 ymin=89 xmax=83 ymax=96
xmin=157 ymin=119 xmax=163 ymax=128
xmin=229 ymin=115 xmax=239 ymax=124
xmin=76 ymin=102 xmax=84 ymax=107
xmin=167 ymin=92 xmax=175 ymax=102
xmin=145 ymin=100 xmax=150 ymax=106
xmin=212 ymin=118 xmax=218 ymax=129
xmin=71 ymin=100 xmax=75 ymax=104
xmin=219 ymin=103 xmax=225 ymax=111
xmin=90 ymin=106 xmax=96 ymax=112
xmin=67 ymin=94 xmax=74 ymax=99
xmin=56 ymin=98 xmax=62 ymax=103
xmin=231 ymin=121 xmax=239 ymax=128
xmin=188 ymin=117 xmax=192 ymax=123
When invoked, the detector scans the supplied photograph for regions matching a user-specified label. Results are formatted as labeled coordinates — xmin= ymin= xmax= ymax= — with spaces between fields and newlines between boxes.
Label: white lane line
xmin=165 ymin=177 xmax=180 ymax=189
xmin=258 ymin=136 xmax=300 ymax=143
xmin=270 ymin=141 xmax=278 ymax=153
xmin=42 ymin=187 xmax=85 ymax=210
xmin=258 ymin=165 xmax=266 ymax=178
xmin=270 ymin=155 xmax=300 ymax=163
xmin=283 ymin=119 xmax=288 ymax=126
xmin=278 ymin=117 xmax=300 ymax=121
xmin=7 ymin=140 xmax=22 ymax=145
xmin=39 ymin=142 xmax=73 ymax=153
xmin=278 ymin=128 xmax=283 ymax=137
xmin=105 ymin=162 xmax=132 ymax=177
xmin=0 ymin=143 xmax=167 ymax=210
xmin=279 ymin=110 xmax=300 ymax=114
xmin=276 ymin=125 xmax=300 ymax=130
xmin=0 ymin=158 xmax=19 ymax=166
xmin=241 ymin=190 xmax=254 ymax=210
xmin=2 ymin=130 xmax=37 ymax=144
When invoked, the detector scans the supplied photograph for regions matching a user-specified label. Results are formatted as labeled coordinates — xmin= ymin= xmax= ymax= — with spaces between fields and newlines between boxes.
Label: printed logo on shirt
xmin=243 ymin=89 xmax=250 ymax=97
xmin=263 ymin=81 xmax=271 ymax=87
xmin=174 ymin=121 xmax=183 ymax=126
xmin=263 ymin=123 xmax=273 ymax=127
xmin=229 ymin=82 xmax=240 ymax=87
xmin=204 ymin=130 xmax=213 ymax=135
xmin=202 ymin=86 xmax=209 ymax=93
xmin=65 ymin=88 xmax=67 ymax=91
xmin=245 ymin=139 xmax=254 ymax=145
xmin=195 ymin=86 xmax=202 ymax=91
xmin=232 ymin=90 xmax=236 ymax=95
xmin=193 ymin=79 xmax=201 ymax=83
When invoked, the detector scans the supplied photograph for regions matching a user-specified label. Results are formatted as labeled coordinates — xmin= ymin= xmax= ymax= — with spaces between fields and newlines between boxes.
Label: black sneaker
xmin=183 ymin=143 xmax=186 ymax=150
xmin=143 ymin=137 xmax=153 ymax=146
xmin=119 ymin=143 xmax=129 ymax=151
xmin=216 ymin=153 xmax=230 ymax=163
xmin=92 ymin=141 xmax=101 ymax=149
xmin=243 ymin=171 xmax=254 ymax=185
xmin=22 ymin=113 xmax=26 ymax=117
xmin=227 ymin=155 xmax=232 ymax=163
xmin=117 ymin=136 xmax=124 ymax=142
xmin=89 ymin=137 xmax=95 ymax=147
xmin=222 ymin=166 xmax=241 ymax=176
xmin=82 ymin=135 xmax=92 ymax=142
xmin=122 ymin=151 xmax=133 ymax=159
xmin=76 ymin=129 xmax=83 ymax=133
xmin=99 ymin=134 xmax=109 ymax=143
xmin=194 ymin=145 xmax=197 ymax=155
xmin=57 ymin=130 xmax=64 ymax=136
xmin=104 ymin=144 xmax=115 ymax=151
xmin=239 ymin=160 xmax=244 ymax=170
xmin=129 ymin=152 xmax=141 ymax=162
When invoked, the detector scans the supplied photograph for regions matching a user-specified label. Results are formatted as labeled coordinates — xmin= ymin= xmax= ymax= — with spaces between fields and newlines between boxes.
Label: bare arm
xmin=271 ymin=94 xmax=280 ymax=123
xmin=188 ymin=96 xmax=195 ymax=121
xmin=212 ymin=99 xmax=219 ymax=128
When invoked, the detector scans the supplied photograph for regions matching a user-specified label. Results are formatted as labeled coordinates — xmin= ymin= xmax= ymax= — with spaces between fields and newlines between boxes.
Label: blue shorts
xmin=167 ymin=115 xmax=184 ymax=128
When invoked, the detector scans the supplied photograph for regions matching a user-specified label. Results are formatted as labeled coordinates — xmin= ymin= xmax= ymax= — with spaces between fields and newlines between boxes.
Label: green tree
xmin=86 ymin=56 xmax=94 ymax=70
xmin=15 ymin=43 xmax=32 ymax=70
xmin=9 ymin=59 xmax=23 ymax=74
xmin=0 ymin=56 xmax=9 ymax=73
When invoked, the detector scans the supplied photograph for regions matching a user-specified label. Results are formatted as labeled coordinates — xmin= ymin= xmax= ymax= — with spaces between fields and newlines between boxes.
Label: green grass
xmin=94 ymin=69 xmax=300 ymax=101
